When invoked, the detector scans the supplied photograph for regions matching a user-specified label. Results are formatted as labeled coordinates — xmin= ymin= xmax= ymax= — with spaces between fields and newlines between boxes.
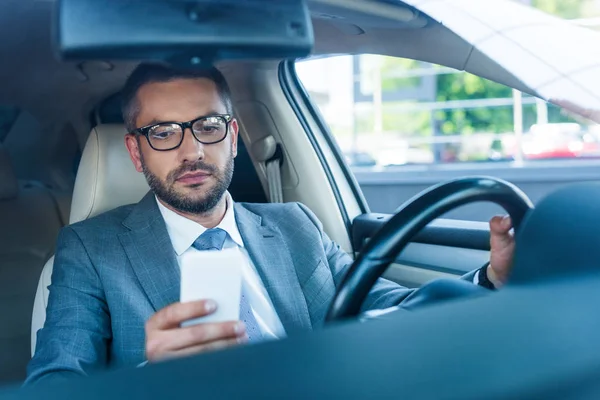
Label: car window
xmin=296 ymin=54 xmax=596 ymax=167
xmin=295 ymin=53 xmax=599 ymax=220
xmin=292 ymin=1 xmax=600 ymax=221
xmin=0 ymin=106 xmax=20 ymax=143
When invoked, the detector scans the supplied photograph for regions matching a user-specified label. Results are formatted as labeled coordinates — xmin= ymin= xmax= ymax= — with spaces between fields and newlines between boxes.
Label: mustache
xmin=168 ymin=161 xmax=218 ymax=181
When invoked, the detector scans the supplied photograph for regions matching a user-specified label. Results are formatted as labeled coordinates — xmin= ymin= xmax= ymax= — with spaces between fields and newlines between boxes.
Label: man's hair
xmin=121 ymin=63 xmax=233 ymax=132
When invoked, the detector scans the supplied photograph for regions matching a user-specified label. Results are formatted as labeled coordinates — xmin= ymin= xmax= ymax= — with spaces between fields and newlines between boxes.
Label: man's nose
xmin=178 ymin=128 xmax=204 ymax=162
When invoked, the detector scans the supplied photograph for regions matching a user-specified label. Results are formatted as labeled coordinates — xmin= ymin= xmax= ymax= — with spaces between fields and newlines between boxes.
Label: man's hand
xmin=488 ymin=215 xmax=515 ymax=288
xmin=145 ymin=299 xmax=247 ymax=363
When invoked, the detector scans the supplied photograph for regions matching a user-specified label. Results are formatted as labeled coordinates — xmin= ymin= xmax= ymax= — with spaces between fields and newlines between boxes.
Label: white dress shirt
xmin=156 ymin=193 xmax=286 ymax=340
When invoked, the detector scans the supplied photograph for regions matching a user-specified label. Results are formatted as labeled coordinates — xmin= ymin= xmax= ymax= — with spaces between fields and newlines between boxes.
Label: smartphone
xmin=180 ymin=247 xmax=243 ymax=327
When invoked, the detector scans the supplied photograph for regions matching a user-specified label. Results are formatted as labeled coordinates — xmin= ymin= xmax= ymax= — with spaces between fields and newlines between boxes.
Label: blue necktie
xmin=192 ymin=228 xmax=262 ymax=342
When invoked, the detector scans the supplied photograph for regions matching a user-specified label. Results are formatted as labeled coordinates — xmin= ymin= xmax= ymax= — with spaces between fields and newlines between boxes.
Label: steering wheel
xmin=325 ymin=176 xmax=534 ymax=322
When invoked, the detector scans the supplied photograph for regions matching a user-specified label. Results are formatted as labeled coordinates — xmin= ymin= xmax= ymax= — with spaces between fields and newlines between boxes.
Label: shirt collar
xmin=156 ymin=192 xmax=244 ymax=256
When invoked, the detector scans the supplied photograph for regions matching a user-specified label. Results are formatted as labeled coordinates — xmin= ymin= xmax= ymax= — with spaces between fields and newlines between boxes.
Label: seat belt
xmin=265 ymin=144 xmax=284 ymax=203
xmin=253 ymin=136 xmax=284 ymax=203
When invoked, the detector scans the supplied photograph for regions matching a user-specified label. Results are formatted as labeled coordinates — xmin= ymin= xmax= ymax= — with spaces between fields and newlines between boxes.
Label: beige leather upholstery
xmin=69 ymin=124 xmax=150 ymax=224
xmin=0 ymin=144 xmax=65 ymax=382
xmin=0 ymin=144 xmax=18 ymax=200
xmin=31 ymin=125 xmax=149 ymax=356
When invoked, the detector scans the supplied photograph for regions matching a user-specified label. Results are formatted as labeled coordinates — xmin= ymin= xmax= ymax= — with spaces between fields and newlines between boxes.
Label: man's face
xmin=125 ymin=78 xmax=238 ymax=214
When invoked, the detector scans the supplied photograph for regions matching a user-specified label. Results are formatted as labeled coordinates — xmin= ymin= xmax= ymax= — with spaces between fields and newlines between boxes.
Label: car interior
xmin=1 ymin=0 xmax=600 ymax=396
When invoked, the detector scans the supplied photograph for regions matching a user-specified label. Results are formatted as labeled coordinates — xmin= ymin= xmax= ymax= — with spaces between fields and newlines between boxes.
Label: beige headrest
xmin=69 ymin=124 xmax=149 ymax=224
xmin=0 ymin=144 xmax=18 ymax=200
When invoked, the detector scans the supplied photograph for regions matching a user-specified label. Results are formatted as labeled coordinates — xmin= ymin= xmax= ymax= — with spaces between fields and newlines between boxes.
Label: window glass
xmin=296 ymin=54 xmax=597 ymax=168
xmin=294 ymin=0 xmax=600 ymax=220
xmin=295 ymin=54 xmax=599 ymax=220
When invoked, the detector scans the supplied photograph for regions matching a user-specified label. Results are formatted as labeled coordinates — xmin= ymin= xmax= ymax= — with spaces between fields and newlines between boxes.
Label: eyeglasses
xmin=133 ymin=114 xmax=232 ymax=151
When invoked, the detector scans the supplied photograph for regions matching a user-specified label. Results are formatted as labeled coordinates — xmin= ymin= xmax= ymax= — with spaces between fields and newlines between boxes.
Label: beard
xmin=140 ymin=150 xmax=234 ymax=215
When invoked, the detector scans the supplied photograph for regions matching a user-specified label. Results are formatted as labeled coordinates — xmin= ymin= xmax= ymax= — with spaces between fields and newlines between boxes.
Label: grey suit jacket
xmin=26 ymin=193 xmax=479 ymax=385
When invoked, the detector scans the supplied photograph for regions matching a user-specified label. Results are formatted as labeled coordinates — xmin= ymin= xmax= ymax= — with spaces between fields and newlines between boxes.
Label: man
xmin=26 ymin=63 xmax=515 ymax=384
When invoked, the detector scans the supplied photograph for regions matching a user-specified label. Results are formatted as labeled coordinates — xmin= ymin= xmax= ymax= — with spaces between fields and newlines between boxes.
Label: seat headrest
xmin=0 ymin=144 xmax=18 ymax=200
xmin=70 ymin=124 xmax=149 ymax=224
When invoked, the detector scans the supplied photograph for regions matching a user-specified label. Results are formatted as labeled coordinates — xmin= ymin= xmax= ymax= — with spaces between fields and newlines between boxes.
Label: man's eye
xmin=151 ymin=129 xmax=177 ymax=139
xmin=201 ymin=125 xmax=219 ymax=133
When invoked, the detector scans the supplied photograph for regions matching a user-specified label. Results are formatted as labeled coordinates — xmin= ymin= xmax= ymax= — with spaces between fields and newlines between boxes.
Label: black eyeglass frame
xmin=132 ymin=114 xmax=233 ymax=151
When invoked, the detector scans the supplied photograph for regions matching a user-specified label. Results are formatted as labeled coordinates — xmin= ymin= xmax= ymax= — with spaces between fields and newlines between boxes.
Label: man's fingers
xmin=145 ymin=302 xmax=249 ymax=362
xmin=489 ymin=215 xmax=512 ymax=234
xmin=501 ymin=215 xmax=512 ymax=230
xmin=146 ymin=300 xmax=217 ymax=330
xmin=157 ymin=321 xmax=246 ymax=353
xmin=161 ymin=337 xmax=247 ymax=360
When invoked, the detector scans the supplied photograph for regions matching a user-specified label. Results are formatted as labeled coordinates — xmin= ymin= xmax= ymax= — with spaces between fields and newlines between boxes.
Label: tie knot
xmin=192 ymin=228 xmax=227 ymax=251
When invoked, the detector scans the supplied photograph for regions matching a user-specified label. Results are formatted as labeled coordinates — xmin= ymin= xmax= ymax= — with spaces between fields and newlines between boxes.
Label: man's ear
xmin=125 ymin=134 xmax=144 ymax=173
xmin=230 ymin=119 xmax=239 ymax=158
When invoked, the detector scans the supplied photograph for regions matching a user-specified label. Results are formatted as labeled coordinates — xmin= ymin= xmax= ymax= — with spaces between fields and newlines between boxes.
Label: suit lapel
xmin=116 ymin=195 xmax=312 ymax=331
xmin=235 ymin=204 xmax=312 ymax=334
xmin=119 ymin=192 xmax=180 ymax=312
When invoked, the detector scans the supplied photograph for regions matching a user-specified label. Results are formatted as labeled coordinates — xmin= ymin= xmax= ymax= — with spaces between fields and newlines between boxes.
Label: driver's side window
xmin=294 ymin=54 xmax=591 ymax=222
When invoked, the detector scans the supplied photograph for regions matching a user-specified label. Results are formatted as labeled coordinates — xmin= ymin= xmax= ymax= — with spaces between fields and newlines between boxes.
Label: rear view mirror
xmin=56 ymin=0 xmax=313 ymax=65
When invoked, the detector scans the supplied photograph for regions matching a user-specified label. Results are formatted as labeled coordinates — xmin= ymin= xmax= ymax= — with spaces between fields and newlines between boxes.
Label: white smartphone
xmin=179 ymin=247 xmax=243 ymax=327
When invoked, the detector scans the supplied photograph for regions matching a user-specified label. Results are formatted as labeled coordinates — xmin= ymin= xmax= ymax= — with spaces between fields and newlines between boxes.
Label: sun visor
xmin=56 ymin=0 xmax=314 ymax=66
